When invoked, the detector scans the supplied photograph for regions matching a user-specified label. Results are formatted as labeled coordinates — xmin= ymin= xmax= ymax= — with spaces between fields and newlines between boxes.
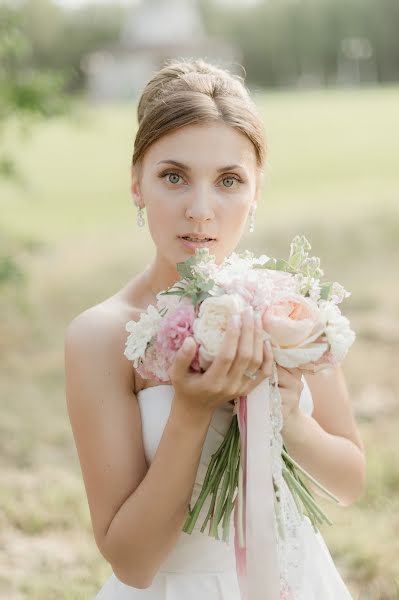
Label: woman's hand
xmin=275 ymin=365 xmax=304 ymax=422
xmin=169 ymin=306 xmax=274 ymax=424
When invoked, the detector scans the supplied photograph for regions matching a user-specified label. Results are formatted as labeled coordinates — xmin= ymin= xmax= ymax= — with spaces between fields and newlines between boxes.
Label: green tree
xmin=0 ymin=2 xmax=70 ymax=287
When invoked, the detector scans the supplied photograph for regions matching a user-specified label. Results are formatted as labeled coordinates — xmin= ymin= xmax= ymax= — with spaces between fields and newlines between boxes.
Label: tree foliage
xmin=200 ymin=0 xmax=399 ymax=88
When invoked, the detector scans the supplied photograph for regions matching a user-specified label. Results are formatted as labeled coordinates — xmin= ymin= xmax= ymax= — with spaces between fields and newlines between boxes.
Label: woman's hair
xmin=132 ymin=58 xmax=266 ymax=181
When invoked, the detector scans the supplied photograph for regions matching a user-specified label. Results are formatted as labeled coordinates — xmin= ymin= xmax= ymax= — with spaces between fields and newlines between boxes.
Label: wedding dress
xmin=95 ymin=377 xmax=353 ymax=599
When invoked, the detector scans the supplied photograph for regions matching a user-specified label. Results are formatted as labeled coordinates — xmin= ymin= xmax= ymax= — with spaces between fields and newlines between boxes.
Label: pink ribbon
xmin=233 ymin=378 xmax=281 ymax=600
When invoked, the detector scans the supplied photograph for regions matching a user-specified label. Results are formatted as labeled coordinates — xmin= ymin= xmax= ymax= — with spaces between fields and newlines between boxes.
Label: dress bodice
xmin=137 ymin=376 xmax=314 ymax=469
xmin=136 ymin=377 xmax=314 ymax=573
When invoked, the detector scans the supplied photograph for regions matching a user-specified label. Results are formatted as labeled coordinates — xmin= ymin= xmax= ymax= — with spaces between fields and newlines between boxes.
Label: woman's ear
xmin=130 ymin=165 xmax=142 ymax=206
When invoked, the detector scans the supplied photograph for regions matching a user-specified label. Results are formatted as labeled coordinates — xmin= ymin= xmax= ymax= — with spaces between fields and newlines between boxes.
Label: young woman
xmin=64 ymin=59 xmax=365 ymax=599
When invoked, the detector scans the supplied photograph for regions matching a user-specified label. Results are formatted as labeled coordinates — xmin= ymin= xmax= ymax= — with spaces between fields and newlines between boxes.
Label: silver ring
xmin=244 ymin=369 xmax=258 ymax=380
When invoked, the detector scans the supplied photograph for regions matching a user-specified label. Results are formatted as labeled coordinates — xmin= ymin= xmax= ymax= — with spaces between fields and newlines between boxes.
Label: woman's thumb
xmin=181 ymin=336 xmax=195 ymax=354
xmin=170 ymin=336 xmax=196 ymax=378
xmin=178 ymin=336 xmax=196 ymax=364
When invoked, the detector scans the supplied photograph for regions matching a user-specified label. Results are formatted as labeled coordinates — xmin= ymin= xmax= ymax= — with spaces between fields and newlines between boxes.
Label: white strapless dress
xmin=95 ymin=378 xmax=353 ymax=599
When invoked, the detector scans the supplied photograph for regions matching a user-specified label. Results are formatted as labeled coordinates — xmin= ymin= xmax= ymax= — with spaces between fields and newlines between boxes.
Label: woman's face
xmin=131 ymin=121 xmax=261 ymax=269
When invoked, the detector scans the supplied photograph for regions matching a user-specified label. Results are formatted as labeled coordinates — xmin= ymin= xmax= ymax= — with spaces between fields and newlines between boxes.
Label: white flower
xmin=124 ymin=304 xmax=163 ymax=367
xmin=330 ymin=282 xmax=351 ymax=304
xmin=292 ymin=273 xmax=306 ymax=295
xmin=155 ymin=291 xmax=181 ymax=312
xmin=308 ymin=279 xmax=322 ymax=302
xmin=293 ymin=273 xmax=322 ymax=301
xmin=193 ymin=294 xmax=246 ymax=369
xmin=223 ymin=249 xmax=270 ymax=269
xmin=319 ymin=300 xmax=356 ymax=362
xmin=203 ymin=259 xmax=279 ymax=312
xmin=191 ymin=260 xmax=219 ymax=281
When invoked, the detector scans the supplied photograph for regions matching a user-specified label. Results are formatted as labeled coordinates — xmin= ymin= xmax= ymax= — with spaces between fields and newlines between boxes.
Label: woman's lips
xmin=178 ymin=237 xmax=217 ymax=252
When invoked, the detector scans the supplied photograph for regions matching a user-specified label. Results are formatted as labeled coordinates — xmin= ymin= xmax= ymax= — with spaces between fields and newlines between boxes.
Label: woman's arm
xmin=103 ymin=402 xmax=212 ymax=588
xmin=281 ymin=364 xmax=366 ymax=507
xmin=65 ymin=308 xmax=212 ymax=589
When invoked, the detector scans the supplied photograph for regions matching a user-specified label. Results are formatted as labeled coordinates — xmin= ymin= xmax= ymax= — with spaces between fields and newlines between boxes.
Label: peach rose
xmin=262 ymin=293 xmax=322 ymax=347
xmin=262 ymin=293 xmax=328 ymax=368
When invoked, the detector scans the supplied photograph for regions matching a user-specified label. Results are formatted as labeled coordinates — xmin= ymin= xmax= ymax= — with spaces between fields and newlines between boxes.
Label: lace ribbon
xmin=233 ymin=365 xmax=305 ymax=599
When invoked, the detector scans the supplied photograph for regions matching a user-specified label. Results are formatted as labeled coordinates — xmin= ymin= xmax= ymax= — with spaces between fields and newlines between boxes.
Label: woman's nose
xmin=185 ymin=186 xmax=215 ymax=222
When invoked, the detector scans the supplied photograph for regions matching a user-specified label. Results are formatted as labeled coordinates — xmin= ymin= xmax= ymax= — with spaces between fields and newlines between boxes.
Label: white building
xmin=83 ymin=0 xmax=242 ymax=101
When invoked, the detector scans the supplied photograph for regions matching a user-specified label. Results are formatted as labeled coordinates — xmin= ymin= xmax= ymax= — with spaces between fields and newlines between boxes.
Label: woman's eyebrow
xmin=156 ymin=159 xmax=246 ymax=173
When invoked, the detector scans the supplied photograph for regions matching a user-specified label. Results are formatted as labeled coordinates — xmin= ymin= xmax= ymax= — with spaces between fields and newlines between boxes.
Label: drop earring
xmin=137 ymin=205 xmax=145 ymax=228
xmin=248 ymin=202 xmax=257 ymax=233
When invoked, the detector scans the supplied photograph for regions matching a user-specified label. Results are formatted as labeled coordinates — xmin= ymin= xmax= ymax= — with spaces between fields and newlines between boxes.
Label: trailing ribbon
xmin=233 ymin=378 xmax=281 ymax=599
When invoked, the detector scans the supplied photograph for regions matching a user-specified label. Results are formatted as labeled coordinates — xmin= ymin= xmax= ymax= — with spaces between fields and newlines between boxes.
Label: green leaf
xmin=276 ymin=258 xmax=295 ymax=272
xmin=263 ymin=258 xmax=278 ymax=270
xmin=196 ymin=291 xmax=212 ymax=304
xmin=201 ymin=280 xmax=216 ymax=291
xmin=176 ymin=263 xmax=194 ymax=280
xmin=289 ymin=251 xmax=303 ymax=269
xmin=161 ymin=290 xmax=185 ymax=296
xmin=320 ymin=282 xmax=333 ymax=300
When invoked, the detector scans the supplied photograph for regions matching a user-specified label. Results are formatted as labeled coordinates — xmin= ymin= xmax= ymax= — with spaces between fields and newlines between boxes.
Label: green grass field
xmin=1 ymin=85 xmax=398 ymax=599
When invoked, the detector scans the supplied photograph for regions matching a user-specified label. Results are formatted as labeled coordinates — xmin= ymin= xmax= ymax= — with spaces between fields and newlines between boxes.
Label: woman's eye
xmin=163 ymin=172 xmax=182 ymax=184
xmin=221 ymin=176 xmax=241 ymax=188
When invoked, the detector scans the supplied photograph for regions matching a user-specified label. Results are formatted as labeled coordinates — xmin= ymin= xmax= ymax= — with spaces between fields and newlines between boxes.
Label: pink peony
xmin=156 ymin=299 xmax=196 ymax=354
xmin=136 ymin=340 xmax=171 ymax=383
xmin=140 ymin=299 xmax=204 ymax=381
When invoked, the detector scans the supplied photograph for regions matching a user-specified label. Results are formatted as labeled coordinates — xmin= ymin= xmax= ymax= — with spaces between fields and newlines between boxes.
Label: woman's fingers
xmin=228 ymin=306 xmax=255 ymax=382
xmin=202 ymin=314 xmax=241 ymax=384
xmin=260 ymin=339 xmax=274 ymax=379
xmin=251 ymin=311 xmax=265 ymax=370
xmin=228 ymin=308 xmax=269 ymax=390
xmin=239 ymin=337 xmax=274 ymax=393
xmin=276 ymin=366 xmax=304 ymax=392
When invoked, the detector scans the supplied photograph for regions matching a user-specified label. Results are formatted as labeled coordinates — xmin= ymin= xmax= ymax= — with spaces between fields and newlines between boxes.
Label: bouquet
xmin=123 ymin=235 xmax=355 ymax=598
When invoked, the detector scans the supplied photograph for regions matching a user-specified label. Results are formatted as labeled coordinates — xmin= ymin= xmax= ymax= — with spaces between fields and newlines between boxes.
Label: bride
xmin=64 ymin=58 xmax=365 ymax=599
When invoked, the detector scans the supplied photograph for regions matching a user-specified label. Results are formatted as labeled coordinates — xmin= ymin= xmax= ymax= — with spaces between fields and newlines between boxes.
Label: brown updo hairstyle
xmin=132 ymin=58 xmax=267 ymax=184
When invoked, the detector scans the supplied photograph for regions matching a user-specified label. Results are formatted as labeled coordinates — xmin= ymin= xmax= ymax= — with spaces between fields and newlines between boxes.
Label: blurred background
xmin=0 ymin=0 xmax=398 ymax=598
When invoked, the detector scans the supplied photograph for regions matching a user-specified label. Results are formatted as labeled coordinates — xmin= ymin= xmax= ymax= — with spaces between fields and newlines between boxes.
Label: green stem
xmin=285 ymin=481 xmax=322 ymax=530
xmin=222 ymin=430 xmax=241 ymax=542
xmin=201 ymin=419 xmax=236 ymax=490
xmin=199 ymin=456 xmax=228 ymax=533
xmin=184 ymin=447 xmax=229 ymax=534
xmin=284 ymin=468 xmax=334 ymax=527
xmin=200 ymin=483 xmax=218 ymax=533
xmin=285 ymin=472 xmax=327 ymax=522
xmin=184 ymin=422 xmax=238 ymax=534
xmin=210 ymin=427 xmax=236 ymax=539
xmin=282 ymin=448 xmax=340 ymax=503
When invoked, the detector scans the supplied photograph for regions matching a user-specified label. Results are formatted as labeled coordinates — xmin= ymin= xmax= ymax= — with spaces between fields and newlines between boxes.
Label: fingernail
xmin=255 ymin=312 xmax=261 ymax=327
xmin=264 ymin=339 xmax=272 ymax=352
xmin=183 ymin=337 xmax=193 ymax=350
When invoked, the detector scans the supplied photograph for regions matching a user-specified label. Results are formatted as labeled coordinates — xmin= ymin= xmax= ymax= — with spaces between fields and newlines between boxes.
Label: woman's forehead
xmin=144 ymin=123 xmax=257 ymax=173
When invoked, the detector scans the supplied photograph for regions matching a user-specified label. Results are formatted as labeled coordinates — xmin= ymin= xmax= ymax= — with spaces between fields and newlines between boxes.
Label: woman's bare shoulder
xmin=66 ymin=297 xmax=138 ymax=338
xmin=64 ymin=293 xmax=142 ymax=392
